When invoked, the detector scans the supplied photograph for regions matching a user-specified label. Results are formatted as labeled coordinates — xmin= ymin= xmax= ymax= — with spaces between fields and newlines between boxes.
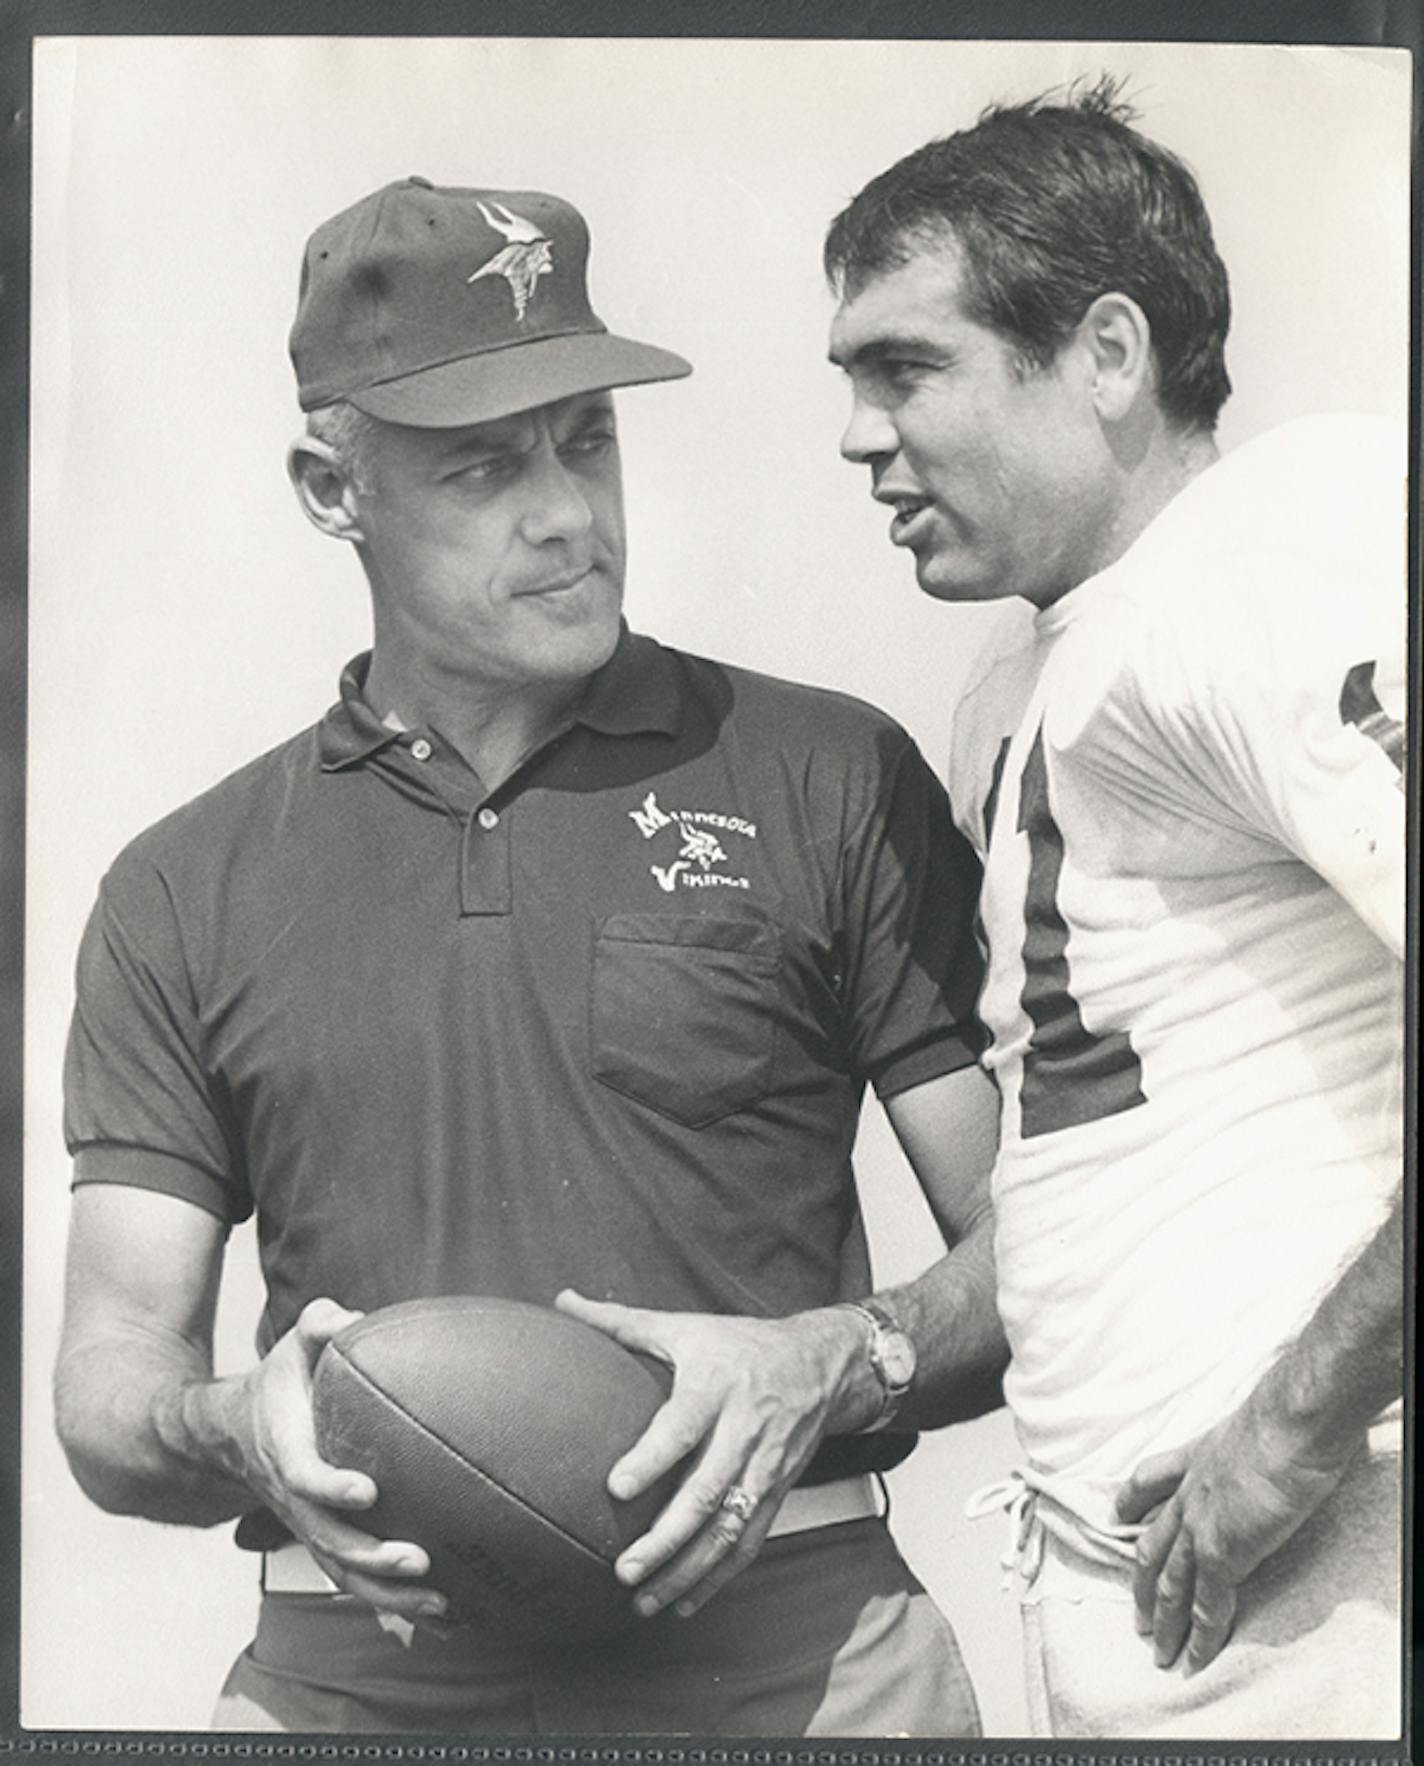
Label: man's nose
xmin=519 ymin=449 xmax=595 ymax=546
xmin=839 ymin=392 xmax=898 ymax=465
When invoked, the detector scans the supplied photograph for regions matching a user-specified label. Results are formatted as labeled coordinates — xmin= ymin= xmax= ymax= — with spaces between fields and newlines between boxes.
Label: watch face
xmin=879 ymin=1329 xmax=916 ymax=1390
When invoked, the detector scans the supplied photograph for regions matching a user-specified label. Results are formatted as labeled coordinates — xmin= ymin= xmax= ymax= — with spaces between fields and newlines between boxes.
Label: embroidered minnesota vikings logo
xmin=467 ymin=201 xmax=554 ymax=322
xmin=628 ymin=792 xmax=757 ymax=893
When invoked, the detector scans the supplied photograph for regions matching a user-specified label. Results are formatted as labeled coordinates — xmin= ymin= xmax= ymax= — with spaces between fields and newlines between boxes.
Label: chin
xmin=536 ymin=600 xmax=623 ymax=678
xmin=914 ymin=557 xmax=1007 ymax=606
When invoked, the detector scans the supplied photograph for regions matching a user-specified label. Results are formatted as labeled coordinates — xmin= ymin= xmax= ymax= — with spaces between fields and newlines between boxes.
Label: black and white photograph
xmin=14 ymin=29 xmax=1413 ymax=1744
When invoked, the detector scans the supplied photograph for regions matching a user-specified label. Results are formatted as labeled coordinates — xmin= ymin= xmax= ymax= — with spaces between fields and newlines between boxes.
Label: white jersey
xmin=949 ymin=414 xmax=1407 ymax=1495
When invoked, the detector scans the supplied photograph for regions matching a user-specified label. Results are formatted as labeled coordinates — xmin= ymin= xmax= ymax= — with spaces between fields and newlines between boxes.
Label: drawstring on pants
xmin=965 ymin=1466 xmax=1144 ymax=1593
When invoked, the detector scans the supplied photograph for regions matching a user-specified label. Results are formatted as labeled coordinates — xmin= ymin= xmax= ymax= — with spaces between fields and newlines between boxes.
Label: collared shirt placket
xmin=393 ymin=725 xmax=587 ymax=919
xmin=383 ymin=731 xmax=517 ymax=919
xmin=459 ymin=795 xmax=513 ymax=917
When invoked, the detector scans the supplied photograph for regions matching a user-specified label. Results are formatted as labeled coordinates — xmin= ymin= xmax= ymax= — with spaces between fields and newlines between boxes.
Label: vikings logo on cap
xmin=468 ymin=201 xmax=554 ymax=323
xmin=290 ymin=179 xmax=691 ymax=424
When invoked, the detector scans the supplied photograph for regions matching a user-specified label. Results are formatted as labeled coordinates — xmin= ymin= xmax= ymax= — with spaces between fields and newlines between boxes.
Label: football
xmin=312 ymin=1294 xmax=675 ymax=1641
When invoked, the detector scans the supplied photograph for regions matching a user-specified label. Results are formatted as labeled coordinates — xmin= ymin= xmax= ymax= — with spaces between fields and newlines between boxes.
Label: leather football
xmin=312 ymin=1294 xmax=674 ymax=1642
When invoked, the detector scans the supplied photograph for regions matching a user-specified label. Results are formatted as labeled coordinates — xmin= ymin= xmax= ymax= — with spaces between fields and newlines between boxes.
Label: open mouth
xmin=888 ymin=498 xmax=932 ymax=545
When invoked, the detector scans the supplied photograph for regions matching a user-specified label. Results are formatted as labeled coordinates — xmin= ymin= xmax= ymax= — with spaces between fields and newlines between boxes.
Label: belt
xmin=261 ymin=1473 xmax=883 ymax=1595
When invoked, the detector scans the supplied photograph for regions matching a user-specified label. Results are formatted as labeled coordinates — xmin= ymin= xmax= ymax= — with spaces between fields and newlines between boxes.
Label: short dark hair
xmin=824 ymin=76 xmax=1232 ymax=431
xmin=305 ymin=399 xmax=381 ymax=493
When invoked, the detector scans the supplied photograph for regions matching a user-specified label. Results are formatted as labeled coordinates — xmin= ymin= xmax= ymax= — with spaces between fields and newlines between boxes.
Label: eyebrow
xmin=828 ymin=332 xmax=944 ymax=373
xmin=562 ymin=396 xmax=617 ymax=428
xmin=432 ymin=395 xmax=618 ymax=465
xmin=433 ymin=420 xmax=534 ymax=463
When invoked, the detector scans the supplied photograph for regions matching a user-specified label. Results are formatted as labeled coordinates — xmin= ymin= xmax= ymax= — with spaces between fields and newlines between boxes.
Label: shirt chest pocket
xmin=590 ymin=913 xmax=783 ymax=1127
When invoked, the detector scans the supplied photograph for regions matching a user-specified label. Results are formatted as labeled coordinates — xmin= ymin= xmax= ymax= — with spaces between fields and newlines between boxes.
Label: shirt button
xmin=477 ymin=807 xmax=499 ymax=831
xmin=410 ymin=738 xmax=433 ymax=761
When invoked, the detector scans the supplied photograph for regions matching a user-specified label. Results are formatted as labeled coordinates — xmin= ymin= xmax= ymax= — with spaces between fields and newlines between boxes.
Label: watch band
xmin=838 ymin=1297 xmax=916 ymax=1432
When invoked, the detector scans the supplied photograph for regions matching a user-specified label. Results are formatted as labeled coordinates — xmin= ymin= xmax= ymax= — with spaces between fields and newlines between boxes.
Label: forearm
xmin=1119 ymin=1193 xmax=1404 ymax=1673
xmin=858 ymin=1063 xmax=1007 ymax=1431
xmin=1243 ymin=1191 xmax=1403 ymax=1460
xmin=878 ymin=1209 xmax=1006 ymax=1429
xmin=792 ymin=1210 xmax=1003 ymax=1440
xmin=55 ymin=1325 xmax=254 ymax=1526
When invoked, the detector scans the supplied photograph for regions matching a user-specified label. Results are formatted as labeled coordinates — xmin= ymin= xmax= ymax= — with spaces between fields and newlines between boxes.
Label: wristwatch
xmin=838 ymin=1296 xmax=916 ymax=1432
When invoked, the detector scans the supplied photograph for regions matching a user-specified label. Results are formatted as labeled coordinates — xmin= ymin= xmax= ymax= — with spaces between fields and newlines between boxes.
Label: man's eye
xmin=880 ymin=359 xmax=928 ymax=388
xmin=563 ymin=428 xmax=618 ymax=457
xmin=450 ymin=456 xmax=514 ymax=483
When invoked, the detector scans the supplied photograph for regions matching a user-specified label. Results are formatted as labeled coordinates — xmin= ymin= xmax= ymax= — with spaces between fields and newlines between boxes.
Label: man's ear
xmin=287 ymin=436 xmax=367 ymax=543
xmin=1077 ymin=292 xmax=1155 ymax=424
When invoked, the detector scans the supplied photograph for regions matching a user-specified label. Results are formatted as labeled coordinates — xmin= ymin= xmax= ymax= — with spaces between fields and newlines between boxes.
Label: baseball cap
xmin=290 ymin=177 xmax=691 ymax=426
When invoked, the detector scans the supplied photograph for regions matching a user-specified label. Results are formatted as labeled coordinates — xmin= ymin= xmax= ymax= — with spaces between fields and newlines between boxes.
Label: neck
xmin=364 ymin=651 xmax=590 ymax=791
xmin=1098 ymin=422 xmax=1221 ymax=579
xmin=1033 ymin=420 xmax=1220 ymax=612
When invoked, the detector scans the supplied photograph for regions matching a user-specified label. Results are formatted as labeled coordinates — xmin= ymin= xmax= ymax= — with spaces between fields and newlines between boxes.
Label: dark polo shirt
xmin=66 ymin=634 xmax=983 ymax=1377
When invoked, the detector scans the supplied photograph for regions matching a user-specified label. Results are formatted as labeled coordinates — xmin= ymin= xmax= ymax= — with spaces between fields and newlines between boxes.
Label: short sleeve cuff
xmin=70 ymin=1145 xmax=251 ymax=1226
xmin=871 ymin=1027 xmax=985 ymax=1101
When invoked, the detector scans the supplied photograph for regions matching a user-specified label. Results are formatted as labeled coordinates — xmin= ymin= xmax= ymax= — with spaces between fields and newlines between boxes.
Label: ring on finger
xmin=719 ymin=1484 xmax=757 ymax=1523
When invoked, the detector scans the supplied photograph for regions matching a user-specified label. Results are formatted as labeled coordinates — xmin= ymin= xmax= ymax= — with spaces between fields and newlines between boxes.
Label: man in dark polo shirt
xmin=54 ymin=178 xmax=1003 ymax=1736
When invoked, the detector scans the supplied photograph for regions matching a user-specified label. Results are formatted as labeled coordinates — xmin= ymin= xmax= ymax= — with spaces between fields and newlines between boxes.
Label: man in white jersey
xmin=825 ymin=79 xmax=1406 ymax=1738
